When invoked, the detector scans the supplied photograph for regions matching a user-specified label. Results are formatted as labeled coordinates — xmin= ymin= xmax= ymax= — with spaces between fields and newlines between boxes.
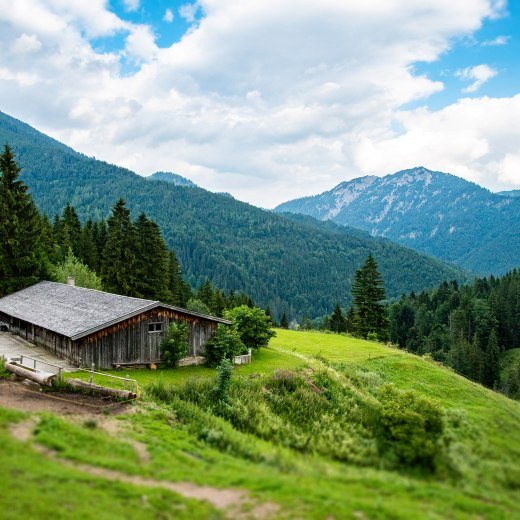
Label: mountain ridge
xmin=147 ymin=171 xmax=196 ymax=187
xmin=275 ymin=167 xmax=519 ymax=274
xmin=0 ymin=110 xmax=469 ymax=318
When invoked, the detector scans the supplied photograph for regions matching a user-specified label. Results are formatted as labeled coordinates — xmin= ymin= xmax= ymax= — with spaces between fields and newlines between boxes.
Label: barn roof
xmin=0 ymin=281 xmax=231 ymax=340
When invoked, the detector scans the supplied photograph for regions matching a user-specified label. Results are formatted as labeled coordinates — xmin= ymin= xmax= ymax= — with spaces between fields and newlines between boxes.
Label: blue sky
xmin=407 ymin=1 xmax=520 ymax=110
xmin=0 ymin=1 xmax=519 ymax=206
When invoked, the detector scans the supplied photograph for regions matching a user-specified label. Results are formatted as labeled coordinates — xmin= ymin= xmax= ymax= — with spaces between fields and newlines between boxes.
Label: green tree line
xmin=0 ymin=145 xmax=253 ymax=317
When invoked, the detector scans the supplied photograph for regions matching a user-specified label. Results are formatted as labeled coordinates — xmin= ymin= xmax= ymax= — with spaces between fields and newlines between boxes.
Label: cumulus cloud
xmin=123 ymin=0 xmax=140 ymax=12
xmin=498 ymin=154 xmax=520 ymax=185
xmin=178 ymin=2 xmax=199 ymax=23
xmin=0 ymin=0 xmax=518 ymax=207
xmin=163 ymin=8 xmax=174 ymax=23
xmin=456 ymin=64 xmax=498 ymax=93
xmin=125 ymin=25 xmax=157 ymax=62
xmin=482 ymin=35 xmax=510 ymax=45
xmin=10 ymin=33 xmax=42 ymax=54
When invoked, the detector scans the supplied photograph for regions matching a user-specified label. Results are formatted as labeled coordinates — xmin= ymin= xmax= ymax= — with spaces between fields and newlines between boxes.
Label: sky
xmin=0 ymin=0 xmax=519 ymax=207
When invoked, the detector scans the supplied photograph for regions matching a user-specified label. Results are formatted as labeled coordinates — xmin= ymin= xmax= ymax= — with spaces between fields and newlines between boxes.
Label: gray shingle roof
xmin=0 ymin=282 xmax=230 ymax=340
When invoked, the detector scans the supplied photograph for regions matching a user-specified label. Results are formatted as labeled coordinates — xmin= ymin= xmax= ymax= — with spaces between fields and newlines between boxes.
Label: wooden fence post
xmin=90 ymin=363 xmax=95 ymax=384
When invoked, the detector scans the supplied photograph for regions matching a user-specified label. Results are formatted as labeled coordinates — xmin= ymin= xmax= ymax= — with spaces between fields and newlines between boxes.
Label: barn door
xmin=147 ymin=322 xmax=164 ymax=363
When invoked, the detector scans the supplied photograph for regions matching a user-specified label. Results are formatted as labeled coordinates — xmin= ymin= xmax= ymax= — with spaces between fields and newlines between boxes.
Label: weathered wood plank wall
xmin=0 ymin=308 xmax=221 ymax=369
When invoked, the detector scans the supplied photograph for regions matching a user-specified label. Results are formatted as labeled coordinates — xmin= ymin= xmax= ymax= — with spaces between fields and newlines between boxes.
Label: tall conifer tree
xmin=352 ymin=253 xmax=389 ymax=339
xmin=134 ymin=213 xmax=170 ymax=300
xmin=101 ymin=199 xmax=140 ymax=296
xmin=280 ymin=312 xmax=289 ymax=329
xmin=0 ymin=145 xmax=44 ymax=296
xmin=329 ymin=303 xmax=346 ymax=333
xmin=167 ymin=250 xmax=191 ymax=306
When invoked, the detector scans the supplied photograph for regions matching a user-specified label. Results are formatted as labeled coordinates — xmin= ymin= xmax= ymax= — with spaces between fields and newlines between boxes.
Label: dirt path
xmin=54 ymin=458 xmax=278 ymax=519
xmin=2 ymin=386 xmax=279 ymax=519
xmin=0 ymin=380 xmax=132 ymax=415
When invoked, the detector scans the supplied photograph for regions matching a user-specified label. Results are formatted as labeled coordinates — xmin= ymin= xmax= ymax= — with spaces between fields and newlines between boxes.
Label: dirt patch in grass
xmin=8 ymin=416 xmax=39 ymax=442
xmin=0 ymin=380 xmax=133 ymax=416
xmin=31 ymin=446 xmax=278 ymax=519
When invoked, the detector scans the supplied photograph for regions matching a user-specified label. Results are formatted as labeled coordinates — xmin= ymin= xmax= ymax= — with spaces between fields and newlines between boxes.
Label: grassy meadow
xmin=1 ymin=329 xmax=519 ymax=519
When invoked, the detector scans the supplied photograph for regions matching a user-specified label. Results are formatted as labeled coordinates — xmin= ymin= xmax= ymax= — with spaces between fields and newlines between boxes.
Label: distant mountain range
xmin=147 ymin=171 xmax=196 ymax=187
xmin=498 ymin=190 xmax=520 ymax=198
xmin=0 ymin=111 xmax=469 ymax=318
xmin=276 ymin=168 xmax=520 ymax=274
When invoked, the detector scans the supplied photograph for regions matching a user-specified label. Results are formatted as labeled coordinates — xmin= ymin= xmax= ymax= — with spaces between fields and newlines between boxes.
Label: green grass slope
xmin=1 ymin=330 xmax=518 ymax=518
xmin=0 ymin=110 xmax=469 ymax=318
xmin=501 ymin=348 xmax=520 ymax=378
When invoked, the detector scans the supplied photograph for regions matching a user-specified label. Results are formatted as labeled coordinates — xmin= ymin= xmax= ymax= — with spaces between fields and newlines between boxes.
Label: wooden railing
xmin=78 ymin=364 xmax=138 ymax=394
xmin=234 ymin=348 xmax=252 ymax=365
xmin=14 ymin=354 xmax=64 ymax=380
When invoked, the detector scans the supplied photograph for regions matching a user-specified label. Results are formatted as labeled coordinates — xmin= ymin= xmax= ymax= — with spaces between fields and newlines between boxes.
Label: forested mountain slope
xmin=147 ymin=171 xmax=196 ymax=187
xmin=0 ymin=111 xmax=468 ymax=318
xmin=276 ymin=167 xmax=520 ymax=275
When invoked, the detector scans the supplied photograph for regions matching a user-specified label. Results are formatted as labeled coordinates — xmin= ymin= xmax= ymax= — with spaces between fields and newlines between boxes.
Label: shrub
xmin=367 ymin=332 xmax=378 ymax=342
xmin=213 ymin=358 xmax=233 ymax=401
xmin=0 ymin=356 xmax=10 ymax=380
xmin=224 ymin=305 xmax=275 ymax=350
xmin=186 ymin=298 xmax=211 ymax=315
xmin=162 ymin=321 xmax=189 ymax=368
xmin=375 ymin=384 xmax=445 ymax=470
xmin=204 ymin=324 xmax=245 ymax=367
xmin=50 ymin=249 xmax=103 ymax=290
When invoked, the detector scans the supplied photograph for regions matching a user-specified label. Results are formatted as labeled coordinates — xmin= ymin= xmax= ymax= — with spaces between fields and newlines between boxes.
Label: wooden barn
xmin=0 ymin=281 xmax=231 ymax=369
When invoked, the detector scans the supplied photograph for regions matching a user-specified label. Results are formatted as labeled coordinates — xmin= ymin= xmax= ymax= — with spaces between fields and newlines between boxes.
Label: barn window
xmin=148 ymin=322 xmax=164 ymax=333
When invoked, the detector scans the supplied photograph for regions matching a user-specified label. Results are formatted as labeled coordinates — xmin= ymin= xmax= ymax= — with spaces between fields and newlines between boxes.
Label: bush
xmin=367 ymin=332 xmax=378 ymax=342
xmin=375 ymin=384 xmax=445 ymax=469
xmin=224 ymin=305 xmax=275 ymax=350
xmin=213 ymin=358 xmax=233 ymax=401
xmin=162 ymin=321 xmax=189 ymax=368
xmin=50 ymin=249 xmax=103 ymax=290
xmin=186 ymin=298 xmax=211 ymax=315
xmin=0 ymin=357 xmax=10 ymax=380
xmin=204 ymin=324 xmax=245 ymax=367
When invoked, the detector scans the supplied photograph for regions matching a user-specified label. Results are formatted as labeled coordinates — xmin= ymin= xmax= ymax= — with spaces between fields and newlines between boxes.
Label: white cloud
xmin=10 ymin=33 xmax=41 ymax=54
xmin=123 ymin=0 xmax=139 ymax=12
xmin=163 ymin=8 xmax=174 ymax=23
xmin=456 ymin=64 xmax=498 ymax=93
xmin=353 ymin=95 xmax=520 ymax=190
xmin=178 ymin=3 xmax=199 ymax=23
xmin=482 ymin=35 xmax=510 ymax=46
xmin=498 ymin=154 xmax=520 ymax=185
xmin=0 ymin=0 xmax=518 ymax=207
xmin=124 ymin=25 xmax=157 ymax=62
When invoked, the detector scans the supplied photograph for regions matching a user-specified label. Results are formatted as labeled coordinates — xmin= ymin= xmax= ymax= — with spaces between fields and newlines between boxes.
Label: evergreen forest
xmin=0 ymin=110 xmax=469 ymax=319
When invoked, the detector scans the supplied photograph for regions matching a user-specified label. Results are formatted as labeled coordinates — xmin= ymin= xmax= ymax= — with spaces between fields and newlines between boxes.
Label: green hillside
xmin=0 ymin=110 xmax=469 ymax=319
xmin=2 ymin=330 xmax=519 ymax=518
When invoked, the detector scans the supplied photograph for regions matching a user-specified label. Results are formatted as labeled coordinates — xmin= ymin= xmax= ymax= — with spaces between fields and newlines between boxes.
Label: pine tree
xmin=134 ymin=213 xmax=170 ymax=300
xmin=345 ymin=306 xmax=356 ymax=333
xmin=468 ymin=333 xmax=483 ymax=383
xmin=482 ymin=328 xmax=501 ymax=388
xmin=329 ymin=303 xmax=346 ymax=333
xmin=198 ymin=278 xmax=214 ymax=307
xmin=101 ymin=199 xmax=140 ymax=296
xmin=352 ymin=253 xmax=389 ymax=339
xmin=62 ymin=203 xmax=81 ymax=256
xmin=78 ymin=220 xmax=98 ymax=270
xmin=210 ymin=289 xmax=227 ymax=317
xmin=92 ymin=219 xmax=108 ymax=270
xmin=39 ymin=213 xmax=59 ymax=265
xmin=280 ymin=312 xmax=289 ymax=329
xmin=168 ymin=250 xmax=191 ymax=306
xmin=0 ymin=145 xmax=45 ymax=296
